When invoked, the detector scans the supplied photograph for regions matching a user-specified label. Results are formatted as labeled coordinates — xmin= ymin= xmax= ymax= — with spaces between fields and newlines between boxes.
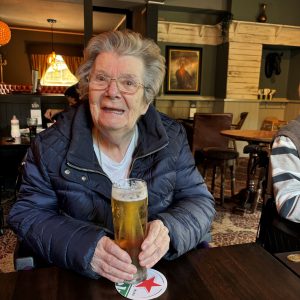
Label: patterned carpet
xmin=0 ymin=158 xmax=261 ymax=273
xmin=0 ymin=191 xmax=17 ymax=273
xmin=209 ymin=158 xmax=261 ymax=247
xmin=209 ymin=203 xmax=260 ymax=247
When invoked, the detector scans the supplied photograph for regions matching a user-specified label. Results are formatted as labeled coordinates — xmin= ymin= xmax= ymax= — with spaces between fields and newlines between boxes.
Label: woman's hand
xmin=139 ymin=220 xmax=170 ymax=269
xmin=91 ymin=236 xmax=137 ymax=283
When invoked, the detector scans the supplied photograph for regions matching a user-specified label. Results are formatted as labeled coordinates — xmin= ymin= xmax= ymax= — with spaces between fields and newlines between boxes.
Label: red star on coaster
xmin=135 ymin=276 xmax=161 ymax=293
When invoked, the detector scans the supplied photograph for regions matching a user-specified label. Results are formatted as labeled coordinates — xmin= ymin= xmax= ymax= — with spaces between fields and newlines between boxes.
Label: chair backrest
xmin=232 ymin=112 xmax=248 ymax=130
xmin=192 ymin=113 xmax=233 ymax=154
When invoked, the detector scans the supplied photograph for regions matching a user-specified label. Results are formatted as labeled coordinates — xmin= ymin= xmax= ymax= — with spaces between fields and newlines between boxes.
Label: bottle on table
xmin=11 ymin=115 xmax=20 ymax=138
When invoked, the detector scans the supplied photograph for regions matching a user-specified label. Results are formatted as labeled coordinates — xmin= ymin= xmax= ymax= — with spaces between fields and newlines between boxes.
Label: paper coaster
xmin=115 ymin=269 xmax=167 ymax=299
xmin=287 ymin=254 xmax=300 ymax=263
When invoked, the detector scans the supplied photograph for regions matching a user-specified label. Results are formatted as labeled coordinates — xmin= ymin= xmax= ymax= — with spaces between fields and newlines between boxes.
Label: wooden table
xmin=221 ymin=130 xmax=277 ymax=214
xmin=1 ymin=243 xmax=300 ymax=299
xmin=275 ymin=251 xmax=300 ymax=277
xmin=220 ymin=129 xmax=276 ymax=144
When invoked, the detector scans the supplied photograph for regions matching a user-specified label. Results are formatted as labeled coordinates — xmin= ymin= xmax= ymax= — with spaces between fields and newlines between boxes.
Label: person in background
xmin=270 ymin=115 xmax=300 ymax=223
xmin=44 ymin=83 xmax=80 ymax=121
xmin=8 ymin=30 xmax=215 ymax=282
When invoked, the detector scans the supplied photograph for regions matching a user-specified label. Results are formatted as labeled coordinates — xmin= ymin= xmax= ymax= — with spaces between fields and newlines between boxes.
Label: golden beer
xmin=111 ymin=179 xmax=148 ymax=284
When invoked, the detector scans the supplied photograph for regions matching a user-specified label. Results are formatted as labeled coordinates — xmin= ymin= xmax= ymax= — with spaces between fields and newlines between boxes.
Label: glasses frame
xmin=87 ymin=74 xmax=145 ymax=95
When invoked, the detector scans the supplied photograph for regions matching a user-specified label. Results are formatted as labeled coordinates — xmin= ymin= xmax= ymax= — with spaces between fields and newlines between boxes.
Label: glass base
xmin=125 ymin=268 xmax=147 ymax=285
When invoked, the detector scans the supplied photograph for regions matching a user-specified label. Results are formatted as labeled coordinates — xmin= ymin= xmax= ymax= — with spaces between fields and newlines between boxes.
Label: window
xmin=41 ymin=55 xmax=78 ymax=86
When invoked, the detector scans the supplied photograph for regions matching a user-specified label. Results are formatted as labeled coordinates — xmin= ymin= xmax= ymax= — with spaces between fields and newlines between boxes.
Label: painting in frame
xmin=165 ymin=46 xmax=202 ymax=94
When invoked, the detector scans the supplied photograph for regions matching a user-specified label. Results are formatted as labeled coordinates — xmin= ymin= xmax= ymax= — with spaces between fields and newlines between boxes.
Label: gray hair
xmin=76 ymin=30 xmax=165 ymax=104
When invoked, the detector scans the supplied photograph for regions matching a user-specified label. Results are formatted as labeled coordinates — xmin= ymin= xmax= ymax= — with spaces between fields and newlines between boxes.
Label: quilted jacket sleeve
xmin=156 ymin=126 xmax=216 ymax=259
xmin=7 ymin=141 xmax=104 ymax=279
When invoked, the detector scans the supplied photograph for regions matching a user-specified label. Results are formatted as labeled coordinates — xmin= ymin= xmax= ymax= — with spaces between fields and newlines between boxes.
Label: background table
xmin=220 ymin=129 xmax=276 ymax=145
xmin=1 ymin=243 xmax=300 ymax=299
xmin=221 ymin=130 xmax=277 ymax=213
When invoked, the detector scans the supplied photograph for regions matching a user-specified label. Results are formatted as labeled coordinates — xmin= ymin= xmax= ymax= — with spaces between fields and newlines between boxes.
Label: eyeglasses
xmin=88 ymin=73 xmax=145 ymax=95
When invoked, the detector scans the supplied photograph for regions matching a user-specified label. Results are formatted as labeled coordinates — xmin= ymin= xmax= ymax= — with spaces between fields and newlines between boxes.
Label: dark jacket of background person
xmin=8 ymin=102 xmax=215 ymax=279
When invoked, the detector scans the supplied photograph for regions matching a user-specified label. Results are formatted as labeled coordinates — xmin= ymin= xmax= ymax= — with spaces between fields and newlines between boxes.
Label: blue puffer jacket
xmin=8 ymin=102 xmax=215 ymax=279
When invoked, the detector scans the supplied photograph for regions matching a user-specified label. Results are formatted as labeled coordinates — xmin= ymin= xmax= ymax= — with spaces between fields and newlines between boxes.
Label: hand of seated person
xmin=91 ymin=220 xmax=170 ymax=283
xmin=44 ymin=108 xmax=64 ymax=121
xmin=90 ymin=236 xmax=136 ymax=283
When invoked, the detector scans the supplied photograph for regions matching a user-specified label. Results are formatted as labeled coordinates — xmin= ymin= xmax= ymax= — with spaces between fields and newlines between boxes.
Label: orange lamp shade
xmin=0 ymin=21 xmax=11 ymax=46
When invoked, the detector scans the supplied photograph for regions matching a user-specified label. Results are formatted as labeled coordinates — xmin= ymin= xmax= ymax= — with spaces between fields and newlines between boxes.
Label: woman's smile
xmin=102 ymin=106 xmax=125 ymax=115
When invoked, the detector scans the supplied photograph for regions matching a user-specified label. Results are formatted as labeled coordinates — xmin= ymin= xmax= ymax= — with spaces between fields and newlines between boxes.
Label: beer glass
xmin=27 ymin=117 xmax=38 ymax=138
xmin=111 ymin=178 xmax=148 ymax=284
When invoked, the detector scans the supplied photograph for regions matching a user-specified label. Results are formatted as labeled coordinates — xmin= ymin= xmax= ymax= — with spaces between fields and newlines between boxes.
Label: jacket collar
xmin=135 ymin=105 xmax=169 ymax=157
xmin=65 ymin=102 xmax=169 ymax=171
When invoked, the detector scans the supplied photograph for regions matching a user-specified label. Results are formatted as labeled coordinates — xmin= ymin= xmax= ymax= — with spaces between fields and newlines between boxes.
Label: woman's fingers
xmin=91 ymin=236 xmax=137 ymax=283
xmin=139 ymin=220 xmax=170 ymax=268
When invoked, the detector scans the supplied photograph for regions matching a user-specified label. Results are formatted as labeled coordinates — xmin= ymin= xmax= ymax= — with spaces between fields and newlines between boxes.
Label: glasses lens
xmin=118 ymin=78 xmax=139 ymax=94
xmin=89 ymin=74 xmax=108 ymax=89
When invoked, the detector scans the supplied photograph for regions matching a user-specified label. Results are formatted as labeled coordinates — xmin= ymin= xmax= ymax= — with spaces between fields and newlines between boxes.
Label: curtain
xmin=62 ymin=55 xmax=83 ymax=77
xmin=30 ymin=54 xmax=49 ymax=80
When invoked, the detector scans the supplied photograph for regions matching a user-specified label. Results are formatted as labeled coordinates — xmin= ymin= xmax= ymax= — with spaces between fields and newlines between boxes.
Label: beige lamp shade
xmin=0 ymin=21 xmax=11 ymax=46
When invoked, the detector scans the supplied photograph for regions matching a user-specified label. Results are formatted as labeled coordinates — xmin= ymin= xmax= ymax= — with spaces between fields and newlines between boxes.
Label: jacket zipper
xmin=66 ymin=162 xmax=108 ymax=177
xmin=66 ymin=141 xmax=169 ymax=178
xmin=128 ymin=142 xmax=169 ymax=175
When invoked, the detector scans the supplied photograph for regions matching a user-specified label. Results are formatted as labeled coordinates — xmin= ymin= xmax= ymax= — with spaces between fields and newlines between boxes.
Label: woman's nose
xmin=106 ymin=79 xmax=120 ymax=97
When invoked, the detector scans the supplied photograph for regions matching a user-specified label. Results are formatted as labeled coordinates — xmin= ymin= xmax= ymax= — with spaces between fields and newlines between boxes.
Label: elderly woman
xmin=8 ymin=31 xmax=215 ymax=282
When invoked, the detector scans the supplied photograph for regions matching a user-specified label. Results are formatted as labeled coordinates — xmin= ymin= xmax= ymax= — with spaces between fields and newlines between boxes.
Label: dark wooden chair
xmin=231 ymin=112 xmax=249 ymax=130
xmin=230 ymin=112 xmax=249 ymax=151
xmin=192 ymin=113 xmax=239 ymax=205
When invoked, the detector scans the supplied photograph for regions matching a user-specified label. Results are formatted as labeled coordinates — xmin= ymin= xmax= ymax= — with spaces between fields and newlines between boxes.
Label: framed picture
xmin=165 ymin=46 xmax=202 ymax=94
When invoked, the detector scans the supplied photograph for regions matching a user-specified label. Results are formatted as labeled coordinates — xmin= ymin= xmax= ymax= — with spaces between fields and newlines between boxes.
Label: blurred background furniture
xmin=221 ymin=129 xmax=277 ymax=214
xmin=231 ymin=112 xmax=249 ymax=130
xmin=261 ymin=117 xmax=287 ymax=131
xmin=0 ymin=94 xmax=68 ymax=135
xmin=0 ymin=83 xmax=67 ymax=95
xmin=192 ymin=113 xmax=239 ymax=205
xmin=230 ymin=112 xmax=249 ymax=151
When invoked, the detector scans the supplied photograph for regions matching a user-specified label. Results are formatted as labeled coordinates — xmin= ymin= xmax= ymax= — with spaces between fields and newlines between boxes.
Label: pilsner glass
xmin=111 ymin=178 xmax=148 ymax=284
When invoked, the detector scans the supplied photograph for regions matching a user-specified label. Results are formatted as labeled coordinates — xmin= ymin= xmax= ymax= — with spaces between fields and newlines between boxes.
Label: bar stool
xmin=200 ymin=147 xmax=238 ymax=205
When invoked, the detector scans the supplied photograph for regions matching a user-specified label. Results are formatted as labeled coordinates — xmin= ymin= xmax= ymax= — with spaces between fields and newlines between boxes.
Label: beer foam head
xmin=112 ymin=179 xmax=147 ymax=202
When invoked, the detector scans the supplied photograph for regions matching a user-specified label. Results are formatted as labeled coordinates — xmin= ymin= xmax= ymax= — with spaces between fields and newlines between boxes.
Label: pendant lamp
xmin=47 ymin=18 xmax=57 ymax=69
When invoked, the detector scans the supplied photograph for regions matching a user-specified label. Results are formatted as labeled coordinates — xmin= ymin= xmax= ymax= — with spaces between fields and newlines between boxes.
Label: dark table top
xmin=1 ymin=243 xmax=300 ymax=300
xmin=0 ymin=136 xmax=31 ymax=147
xmin=275 ymin=250 xmax=300 ymax=277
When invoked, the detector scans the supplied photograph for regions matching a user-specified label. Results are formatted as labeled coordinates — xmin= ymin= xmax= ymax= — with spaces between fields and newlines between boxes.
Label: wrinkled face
xmin=88 ymin=52 xmax=149 ymax=137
